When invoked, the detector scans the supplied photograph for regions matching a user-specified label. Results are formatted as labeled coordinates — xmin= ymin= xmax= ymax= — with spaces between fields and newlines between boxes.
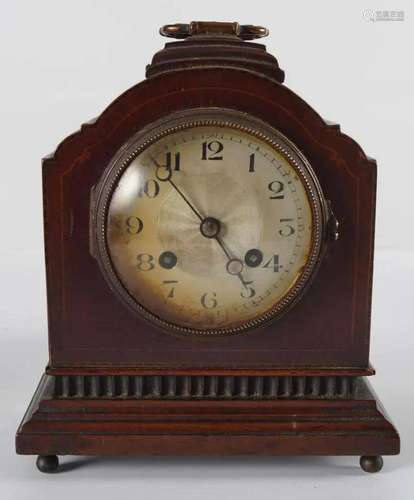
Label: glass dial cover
xmin=93 ymin=109 xmax=326 ymax=336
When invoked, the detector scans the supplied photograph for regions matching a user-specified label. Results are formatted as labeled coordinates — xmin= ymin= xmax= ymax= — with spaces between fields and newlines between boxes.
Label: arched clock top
xmin=42 ymin=22 xmax=376 ymax=179
xmin=42 ymin=66 xmax=376 ymax=180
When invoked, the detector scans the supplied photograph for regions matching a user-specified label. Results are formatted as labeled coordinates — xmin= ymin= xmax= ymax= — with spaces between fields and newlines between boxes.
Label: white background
xmin=1 ymin=1 xmax=413 ymax=499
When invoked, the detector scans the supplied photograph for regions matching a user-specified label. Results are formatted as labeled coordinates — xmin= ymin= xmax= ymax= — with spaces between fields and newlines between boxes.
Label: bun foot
xmin=36 ymin=455 xmax=59 ymax=473
xmin=360 ymin=455 xmax=383 ymax=473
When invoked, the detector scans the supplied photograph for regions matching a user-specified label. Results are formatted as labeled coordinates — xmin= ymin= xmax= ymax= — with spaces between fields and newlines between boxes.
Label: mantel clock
xmin=16 ymin=21 xmax=399 ymax=473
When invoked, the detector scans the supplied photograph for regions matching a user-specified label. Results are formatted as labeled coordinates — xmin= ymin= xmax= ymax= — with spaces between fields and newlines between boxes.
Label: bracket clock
xmin=16 ymin=21 xmax=400 ymax=473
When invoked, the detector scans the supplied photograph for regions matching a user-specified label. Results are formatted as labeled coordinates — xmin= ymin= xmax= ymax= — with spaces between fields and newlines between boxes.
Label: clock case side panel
xmin=42 ymin=66 xmax=377 ymax=370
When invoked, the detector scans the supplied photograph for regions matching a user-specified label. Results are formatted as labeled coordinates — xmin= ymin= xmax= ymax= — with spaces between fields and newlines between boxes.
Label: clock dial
xmin=96 ymin=111 xmax=326 ymax=335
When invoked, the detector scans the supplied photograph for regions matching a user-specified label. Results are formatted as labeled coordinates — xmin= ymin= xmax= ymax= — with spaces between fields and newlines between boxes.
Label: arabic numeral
xmin=201 ymin=141 xmax=223 ymax=160
xmin=241 ymin=281 xmax=256 ymax=299
xmin=138 ymin=179 xmax=160 ymax=198
xmin=268 ymin=181 xmax=284 ymax=199
xmin=156 ymin=152 xmax=181 ymax=181
xmin=249 ymin=153 xmax=255 ymax=172
xmin=163 ymin=280 xmax=178 ymax=299
xmin=125 ymin=216 xmax=144 ymax=235
xmin=166 ymin=151 xmax=180 ymax=171
xmin=136 ymin=253 xmax=155 ymax=271
xmin=278 ymin=218 xmax=295 ymax=237
xmin=201 ymin=292 xmax=218 ymax=309
xmin=263 ymin=255 xmax=281 ymax=272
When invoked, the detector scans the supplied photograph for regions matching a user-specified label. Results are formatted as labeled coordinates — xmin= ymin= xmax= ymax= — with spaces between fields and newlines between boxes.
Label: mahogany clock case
xmin=40 ymin=44 xmax=375 ymax=371
xmin=15 ymin=23 xmax=399 ymax=471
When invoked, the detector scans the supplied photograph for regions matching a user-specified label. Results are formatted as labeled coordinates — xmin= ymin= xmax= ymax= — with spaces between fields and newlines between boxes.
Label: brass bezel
xmin=93 ymin=108 xmax=327 ymax=337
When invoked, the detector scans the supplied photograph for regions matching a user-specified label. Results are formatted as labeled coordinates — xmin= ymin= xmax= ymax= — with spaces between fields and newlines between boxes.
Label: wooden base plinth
xmin=16 ymin=374 xmax=399 ymax=471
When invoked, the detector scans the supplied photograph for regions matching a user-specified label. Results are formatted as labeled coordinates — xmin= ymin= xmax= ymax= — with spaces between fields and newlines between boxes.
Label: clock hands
xmin=149 ymin=156 xmax=249 ymax=289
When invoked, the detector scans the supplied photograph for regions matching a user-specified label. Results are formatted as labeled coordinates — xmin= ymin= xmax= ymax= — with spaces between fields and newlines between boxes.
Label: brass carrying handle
xmin=160 ymin=21 xmax=269 ymax=40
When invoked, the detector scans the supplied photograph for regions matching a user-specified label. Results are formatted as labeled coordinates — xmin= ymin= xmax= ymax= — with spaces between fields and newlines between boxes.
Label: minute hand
xmin=150 ymin=156 xmax=204 ymax=222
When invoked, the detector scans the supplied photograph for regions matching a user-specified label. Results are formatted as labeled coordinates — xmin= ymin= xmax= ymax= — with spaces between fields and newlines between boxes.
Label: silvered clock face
xmin=95 ymin=110 xmax=326 ymax=335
